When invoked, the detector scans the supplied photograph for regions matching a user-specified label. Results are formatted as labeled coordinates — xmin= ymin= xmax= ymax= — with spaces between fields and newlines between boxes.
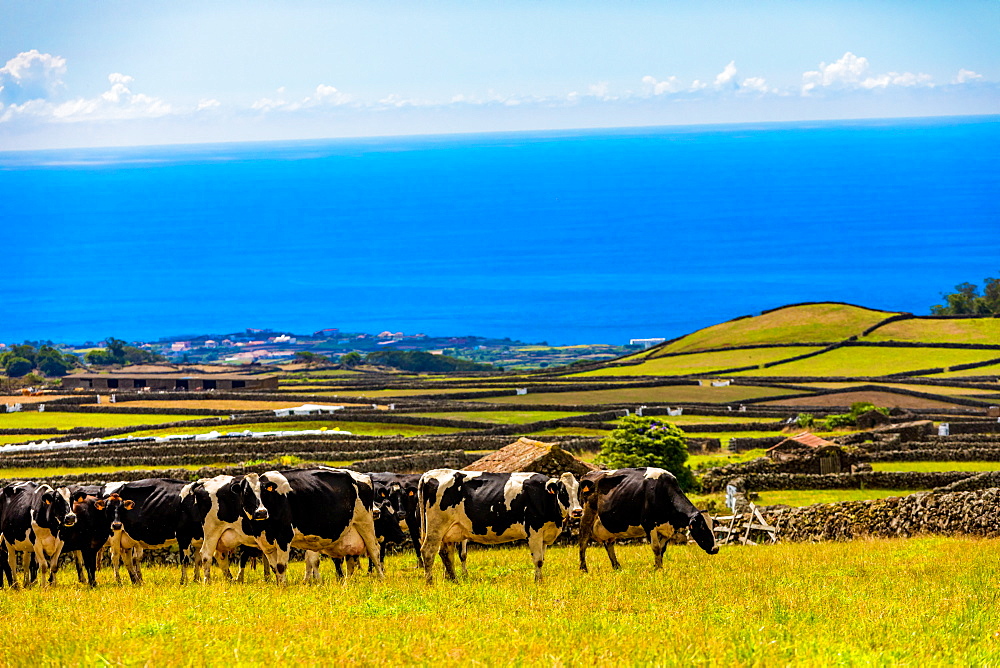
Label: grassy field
xmin=0 ymin=412 xmax=201 ymax=429
xmin=871 ymin=461 xmax=1000 ymax=472
xmin=0 ymin=434 xmax=61 ymax=445
xmin=473 ymin=385 xmax=796 ymax=406
xmin=1 ymin=537 xmax=998 ymax=664
xmin=734 ymin=346 xmax=1000 ymax=377
xmin=410 ymin=410 xmax=586 ymax=424
xmin=0 ymin=463 xmax=214 ymax=479
xmin=926 ymin=361 xmax=1000 ymax=378
xmin=125 ymin=420 xmax=465 ymax=438
xmin=753 ymin=488 xmax=923 ymax=506
xmin=571 ymin=346 xmax=823 ymax=377
xmin=113 ymin=399 xmax=311 ymax=411
xmin=657 ymin=303 xmax=894 ymax=354
xmin=865 ymin=316 xmax=1000 ymax=344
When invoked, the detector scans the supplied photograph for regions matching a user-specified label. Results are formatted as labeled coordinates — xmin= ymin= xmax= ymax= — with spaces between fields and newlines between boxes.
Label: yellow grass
xmin=734 ymin=346 xmax=1000 ymax=377
xmin=866 ymin=317 xmax=1000 ymax=344
xmin=572 ymin=346 xmax=823 ymax=377
xmin=1 ymin=537 xmax=999 ymax=665
xmin=658 ymin=303 xmax=894 ymax=354
xmin=472 ymin=385 xmax=795 ymax=405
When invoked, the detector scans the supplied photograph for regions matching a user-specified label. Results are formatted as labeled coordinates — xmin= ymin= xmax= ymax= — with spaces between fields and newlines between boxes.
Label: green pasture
xmin=472 ymin=384 xmax=796 ymax=406
xmin=866 ymin=316 xmax=1000 ymax=345
xmin=309 ymin=388 xmax=509 ymax=398
xmin=126 ymin=421 xmax=465 ymax=439
xmin=926 ymin=361 xmax=1000 ymax=378
xmin=657 ymin=303 xmax=894 ymax=354
xmin=0 ymin=463 xmax=213 ymax=479
xmin=527 ymin=427 xmax=610 ymax=438
xmin=411 ymin=410 xmax=587 ymax=424
xmin=571 ymin=346 xmax=823 ymax=377
xmin=681 ymin=430 xmax=851 ymax=447
xmin=3 ymin=537 xmax=999 ymax=665
xmin=689 ymin=448 xmax=768 ymax=470
xmin=0 ymin=412 xmax=203 ymax=430
xmin=871 ymin=461 xmax=1000 ymax=472
xmin=794 ymin=381 xmax=1000 ymax=397
xmin=0 ymin=434 xmax=61 ymax=446
xmin=754 ymin=488 xmax=923 ymax=506
xmin=734 ymin=346 xmax=1000 ymax=377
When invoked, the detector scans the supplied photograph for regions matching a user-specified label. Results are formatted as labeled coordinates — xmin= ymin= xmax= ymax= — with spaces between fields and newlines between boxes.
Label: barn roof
xmin=767 ymin=432 xmax=836 ymax=452
xmin=465 ymin=437 xmax=598 ymax=477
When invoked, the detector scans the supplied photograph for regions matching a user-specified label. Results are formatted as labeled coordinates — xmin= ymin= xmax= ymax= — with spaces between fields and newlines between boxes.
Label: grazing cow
xmin=418 ymin=469 xmax=583 ymax=584
xmin=368 ymin=472 xmax=422 ymax=566
xmin=103 ymin=478 xmax=203 ymax=584
xmin=184 ymin=474 xmax=277 ymax=583
xmin=250 ymin=467 xmax=383 ymax=585
xmin=577 ymin=467 xmax=719 ymax=573
xmin=0 ymin=482 xmax=78 ymax=588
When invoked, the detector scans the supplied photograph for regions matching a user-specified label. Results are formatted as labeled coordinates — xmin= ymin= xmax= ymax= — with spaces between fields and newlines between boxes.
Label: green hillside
xmin=573 ymin=346 xmax=823 ymax=377
xmin=655 ymin=303 xmax=896 ymax=355
xmin=865 ymin=317 xmax=1000 ymax=344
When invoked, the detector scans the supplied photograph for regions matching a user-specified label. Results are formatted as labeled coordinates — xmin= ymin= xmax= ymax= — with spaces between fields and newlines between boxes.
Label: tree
xmin=339 ymin=351 xmax=362 ymax=368
xmin=932 ymin=276 xmax=1000 ymax=315
xmin=4 ymin=357 xmax=33 ymax=378
xmin=37 ymin=346 xmax=74 ymax=376
xmin=296 ymin=351 xmax=331 ymax=366
xmin=85 ymin=349 xmax=115 ymax=365
xmin=594 ymin=415 xmax=696 ymax=491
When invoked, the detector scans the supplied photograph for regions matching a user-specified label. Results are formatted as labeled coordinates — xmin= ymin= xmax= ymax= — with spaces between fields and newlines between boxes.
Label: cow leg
xmin=458 ymin=540 xmax=469 ymax=577
xmin=651 ymin=531 xmax=667 ymax=570
xmin=527 ymin=531 xmax=547 ymax=583
xmin=109 ymin=542 xmax=123 ymax=584
xmin=356 ymin=519 xmax=384 ymax=579
xmin=121 ymin=547 xmax=141 ymax=585
xmin=604 ymin=541 xmax=622 ymax=570
xmin=81 ymin=548 xmax=99 ymax=587
xmin=420 ymin=523 xmax=449 ymax=585
xmin=438 ymin=543 xmax=458 ymax=581
xmin=346 ymin=556 xmax=360 ymax=578
xmin=73 ymin=550 xmax=86 ymax=584
xmin=406 ymin=516 xmax=424 ymax=568
xmin=199 ymin=530 xmax=226 ymax=584
xmin=0 ymin=544 xmax=12 ymax=589
xmin=304 ymin=551 xmax=322 ymax=583
xmin=332 ymin=556 xmax=345 ymax=580
xmin=34 ymin=543 xmax=54 ymax=587
xmin=260 ymin=544 xmax=288 ymax=586
xmin=5 ymin=543 xmax=19 ymax=590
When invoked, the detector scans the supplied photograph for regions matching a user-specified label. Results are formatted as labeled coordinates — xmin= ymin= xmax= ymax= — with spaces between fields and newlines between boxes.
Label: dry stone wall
xmin=776 ymin=488 xmax=1000 ymax=541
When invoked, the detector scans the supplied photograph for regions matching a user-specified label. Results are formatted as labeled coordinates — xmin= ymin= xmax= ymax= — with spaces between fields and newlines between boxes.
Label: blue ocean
xmin=1 ymin=116 xmax=998 ymax=345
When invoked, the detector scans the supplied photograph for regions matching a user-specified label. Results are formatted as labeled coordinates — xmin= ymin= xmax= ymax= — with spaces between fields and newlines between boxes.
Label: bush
xmin=595 ymin=415 xmax=696 ymax=491
xmin=4 ymin=357 xmax=33 ymax=378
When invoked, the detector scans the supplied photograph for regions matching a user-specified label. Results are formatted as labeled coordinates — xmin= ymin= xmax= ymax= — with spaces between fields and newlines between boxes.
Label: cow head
xmin=687 ymin=511 xmax=719 ymax=555
xmin=41 ymin=487 xmax=77 ymax=528
xmin=232 ymin=474 xmax=269 ymax=521
xmin=103 ymin=493 xmax=134 ymax=532
xmin=546 ymin=472 xmax=583 ymax=520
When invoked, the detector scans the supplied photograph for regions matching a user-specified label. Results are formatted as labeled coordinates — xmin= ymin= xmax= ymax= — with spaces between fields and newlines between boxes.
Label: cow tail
xmin=417 ymin=478 xmax=426 ymax=545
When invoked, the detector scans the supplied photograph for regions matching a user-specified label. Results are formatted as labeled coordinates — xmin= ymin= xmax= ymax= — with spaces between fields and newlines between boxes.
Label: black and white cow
xmin=418 ymin=469 xmax=583 ymax=584
xmin=368 ymin=472 xmax=422 ymax=567
xmin=249 ymin=467 xmax=383 ymax=584
xmin=0 ymin=482 xmax=78 ymax=588
xmin=184 ymin=473 xmax=278 ymax=583
xmin=103 ymin=478 xmax=203 ymax=584
xmin=577 ymin=467 xmax=719 ymax=572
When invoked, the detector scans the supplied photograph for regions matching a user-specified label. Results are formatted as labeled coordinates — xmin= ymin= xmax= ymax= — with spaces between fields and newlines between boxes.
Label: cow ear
xmin=580 ymin=480 xmax=594 ymax=494
xmin=71 ymin=490 xmax=88 ymax=504
xmin=546 ymin=480 xmax=559 ymax=495
xmin=123 ymin=500 xmax=135 ymax=510
xmin=94 ymin=499 xmax=106 ymax=511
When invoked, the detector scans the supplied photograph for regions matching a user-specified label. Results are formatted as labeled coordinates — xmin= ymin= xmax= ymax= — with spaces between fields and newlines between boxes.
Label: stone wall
xmin=776 ymin=488 xmax=1000 ymax=541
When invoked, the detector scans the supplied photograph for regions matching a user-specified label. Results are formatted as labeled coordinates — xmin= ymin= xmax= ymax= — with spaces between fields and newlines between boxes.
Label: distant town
xmin=3 ymin=327 xmax=656 ymax=372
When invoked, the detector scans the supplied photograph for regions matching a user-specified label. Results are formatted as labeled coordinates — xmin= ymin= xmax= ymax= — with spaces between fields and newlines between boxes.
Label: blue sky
xmin=1 ymin=0 xmax=997 ymax=149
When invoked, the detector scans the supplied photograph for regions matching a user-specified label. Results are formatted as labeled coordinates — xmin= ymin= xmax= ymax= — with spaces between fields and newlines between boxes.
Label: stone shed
xmin=767 ymin=432 xmax=846 ymax=474
xmin=465 ymin=437 xmax=598 ymax=477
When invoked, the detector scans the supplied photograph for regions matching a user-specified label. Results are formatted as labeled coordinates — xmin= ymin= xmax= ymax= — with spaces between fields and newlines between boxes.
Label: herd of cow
xmin=0 ymin=465 xmax=719 ymax=589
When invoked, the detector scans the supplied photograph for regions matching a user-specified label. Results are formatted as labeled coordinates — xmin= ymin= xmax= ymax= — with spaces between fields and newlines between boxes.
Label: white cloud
xmin=0 ymin=50 xmax=66 ymax=104
xmin=197 ymin=98 xmax=221 ymax=111
xmin=740 ymin=76 xmax=771 ymax=93
xmin=1 ymin=71 xmax=172 ymax=123
xmin=714 ymin=61 xmax=738 ymax=88
xmin=312 ymin=84 xmax=352 ymax=105
xmin=955 ymin=69 xmax=983 ymax=84
xmin=802 ymin=52 xmax=933 ymax=93
xmin=251 ymin=84 xmax=354 ymax=112
xmin=642 ymin=75 xmax=682 ymax=95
